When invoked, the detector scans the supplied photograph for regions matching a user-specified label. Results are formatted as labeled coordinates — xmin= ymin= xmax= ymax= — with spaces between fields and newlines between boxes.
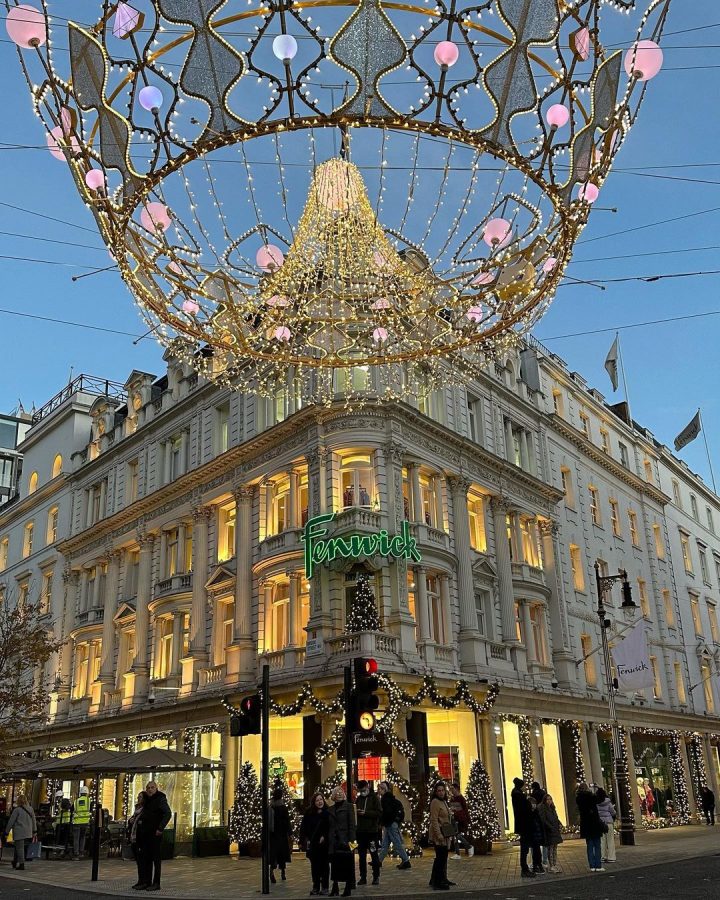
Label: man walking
xmin=700 ymin=785 xmax=715 ymax=825
xmin=355 ymin=781 xmax=381 ymax=885
xmin=134 ymin=781 xmax=172 ymax=892
xmin=72 ymin=786 xmax=91 ymax=859
xmin=376 ymin=782 xmax=411 ymax=870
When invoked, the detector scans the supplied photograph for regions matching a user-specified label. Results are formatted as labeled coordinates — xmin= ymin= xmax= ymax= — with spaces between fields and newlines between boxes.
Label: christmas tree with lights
xmin=229 ymin=762 xmax=262 ymax=847
xmin=466 ymin=758 xmax=501 ymax=843
xmin=345 ymin=571 xmax=381 ymax=633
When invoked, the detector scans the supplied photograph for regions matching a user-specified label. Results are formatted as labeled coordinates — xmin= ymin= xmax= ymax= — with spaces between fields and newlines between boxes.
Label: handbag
xmin=441 ymin=820 xmax=459 ymax=838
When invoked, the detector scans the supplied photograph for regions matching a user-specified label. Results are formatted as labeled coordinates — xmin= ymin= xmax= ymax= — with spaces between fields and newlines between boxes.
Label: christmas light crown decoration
xmin=9 ymin=0 xmax=672 ymax=402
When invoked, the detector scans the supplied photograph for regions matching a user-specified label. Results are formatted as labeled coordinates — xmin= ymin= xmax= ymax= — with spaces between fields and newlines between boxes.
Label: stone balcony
xmin=511 ymin=561 xmax=547 ymax=590
xmin=258 ymin=528 xmax=302 ymax=562
xmin=154 ymin=572 xmax=193 ymax=599
xmin=77 ymin=606 xmax=104 ymax=626
xmin=259 ymin=647 xmax=307 ymax=673
xmin=408 ymin=522 xmax=451 ymax=553
xmin=324 ymin=630 xmax=399 ymax=666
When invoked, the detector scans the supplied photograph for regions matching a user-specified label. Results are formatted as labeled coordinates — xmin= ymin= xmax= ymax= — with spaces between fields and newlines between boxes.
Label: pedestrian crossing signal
xmin=230 ymin=693 xmax=262 ymax=736
xmin=351 ymin=657 xmax=379 ymax=732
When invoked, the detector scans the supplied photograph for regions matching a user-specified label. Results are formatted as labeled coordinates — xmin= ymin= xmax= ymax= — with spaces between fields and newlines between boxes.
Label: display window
xmin=631 ymin=736 xmax=675 ymax=819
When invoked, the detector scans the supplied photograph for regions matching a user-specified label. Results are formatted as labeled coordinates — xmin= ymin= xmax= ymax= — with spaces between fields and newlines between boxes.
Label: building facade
xmin=2 ymin=346 xmax=719 ymax=840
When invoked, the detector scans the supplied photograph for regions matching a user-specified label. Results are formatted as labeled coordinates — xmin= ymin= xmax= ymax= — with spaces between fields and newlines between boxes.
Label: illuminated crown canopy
xmin=9 ymin=0 xmax=671 ymax=402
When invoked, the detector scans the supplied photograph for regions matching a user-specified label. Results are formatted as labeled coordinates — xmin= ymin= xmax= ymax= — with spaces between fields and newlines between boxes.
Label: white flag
xmin=611 ymin=621 xmax=654 ymax=692
xmin=604 ymin=336 xmax=619 ymax=392
xmin=674 ymin=411 xmax=701 ymax=452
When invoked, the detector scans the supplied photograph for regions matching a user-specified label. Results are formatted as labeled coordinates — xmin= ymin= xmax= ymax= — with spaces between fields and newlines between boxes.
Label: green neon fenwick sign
xmin=301 ymin=512 xmax=422 ymax=578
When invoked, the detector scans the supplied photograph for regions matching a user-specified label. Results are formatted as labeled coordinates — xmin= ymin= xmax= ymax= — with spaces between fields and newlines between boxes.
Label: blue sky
xmin=0 ymin=1 xmax=718 ymax=484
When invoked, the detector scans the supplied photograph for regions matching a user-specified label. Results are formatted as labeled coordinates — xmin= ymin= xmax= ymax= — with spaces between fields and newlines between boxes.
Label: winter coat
xmin=135 ymin=791 xmax=171 ymax=844
xmin=269 ymin=801 xmax=292 ymax=866
xmin=328 ymin=800 xmax=356 ymax=854
xmin=576 ymin=789 xmax=605 ymax=840
xmin=299 ymin=807 xmax=330 ymax=858
xmin=379 ymin=790 xmax=403 ymax=827
xmin=596 ymin=798 xmax=617 ymax=825
xmin=511 ymin=787 xmax=532 ymax=838
xmin=701 ymin=789 xmax=716 ymax=811
xmin=5 ymin=803 xmax=37 ymax=841
xmin=355 ymin=792 xmax=382 ymax=835
xmin=530 ymin=784 xmax=546 ymax=805
xmin=537 ymin=802 xmax=563 ymax=846
xmin=429 ymin=797 xmax=452 ymax=847
xmin=449 ymin=793 xmax=469 ymax=831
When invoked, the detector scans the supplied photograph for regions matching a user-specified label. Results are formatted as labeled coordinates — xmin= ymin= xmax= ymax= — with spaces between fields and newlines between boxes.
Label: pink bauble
xmin=578 ymin=182 xmax=599 ymax=203
xmin=624 ymin=40 xmax=663 ymax=81
xmin=141 ymin=202 xmax=172 ymax=232
xmin=267 ymin=294 xmax=290 ymax=307
xmin=47 ymin=126 xmax=80 ymax=161
xmin=483 ymin=217 xmax=512 ymax=248
xmin=60 ymin=106 xmax=75 ymax=135
xmin=256 ymin=244 xmax=284 ymax=271
xmin=434 ymin=40 xmax=459 ymax=68
xmin=372 ymin=327 xmax=388 ymax=343
xmin=182 ymin=298 xmax=200 ymax=315
xmin=85 ymin=169 xmax=105 ymax=190
xmin=168 ymin=261 xmax=185 ymax=276
xmin=274 ymin=325 xmax=292 ymax=342
xmin=543 ymin=257 xmax=558 ymax=273
xmin=570 ymin=27 xmax=590 ymax=61
xmin=546 ymin=103 xmax=569 ymax=129
xmin=6 ymin=4 xmax=47 ymax=48
xmin=466 ymin=306 xmax=484 ymax=323
xmin=371 ymin=297 xmax=390 ymax=310
xmin=472 ymin=271 xmax=494 ymax=286
xmin=373 ymin=250 xmax=390 ymax=270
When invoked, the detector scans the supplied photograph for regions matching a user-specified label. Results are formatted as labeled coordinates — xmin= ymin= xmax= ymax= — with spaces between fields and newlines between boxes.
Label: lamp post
xmin=594 ymin=561 xmax=636 ymax=847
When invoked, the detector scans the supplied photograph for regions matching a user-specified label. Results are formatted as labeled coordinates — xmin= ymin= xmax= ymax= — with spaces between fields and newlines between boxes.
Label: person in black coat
xmin=134 ymin=781 xmax=172 ymax=891
xmin=328 ymin=787 xmax=356 ymax=898
xmin=269 ymin=787 xmax=292 ymax=883
xmin=576 ymin=782 xmax=605 ymax=872
xmin=700 ymin=786 xmax=715 ymax=825
xmin=299 ymin=792 xmax=331 ymax=896
xmin=354 ymin=781 xmax=381 ymax=886
xmin=511 ymin=778 xmax=543 ymax=877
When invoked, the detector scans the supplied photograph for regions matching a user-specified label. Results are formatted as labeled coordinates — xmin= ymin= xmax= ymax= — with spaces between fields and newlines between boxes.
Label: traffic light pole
xmin=344 ymin=665 xmax=353 ymax=793
xmin=261 ymin=663 xmax=271 ymax=894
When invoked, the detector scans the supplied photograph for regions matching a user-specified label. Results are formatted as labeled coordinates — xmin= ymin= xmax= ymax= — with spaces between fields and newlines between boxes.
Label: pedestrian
xmin=448 ymin=783 xmax=474 ymax=858
xmin=127 ymin=791 xmax=147 ymax=889
xmin=54 ymin=794 xmax=73 ymax=857
xmin=595 ymin=788 xmax=617 ymax=863
xmin=3 ymin=795 xmax=37 ymax=871
xmin=354 ymin=780 xmax=381 ymax=886
xmin=376 ymin=781 xmax=411 ymax=869
xmin=269 ymin=787 xmax=292 ymax=884
xmin=511 ymin=777 xmax=543 ymax=877
xmin=700 ymin=786 xmax=716 ymax=826
xmin=72 ymin=785 xmax=91 ymax=860
xmin=576 ymin=782 xmax=605 ymax=872
xmin=530 ymin=782 xmax=548 ymax=866
xmin=536 ymin=794 xmax=563 ymax=873
xmin=429 ymin=782 xmax=457 ymax=891
xmin=328 ymin=786 xmax=356 ymax=897
xmin=299 ymin=791 xmax=330 ymax=896
xmin=134 ymin=780 xmax=171 ymax=891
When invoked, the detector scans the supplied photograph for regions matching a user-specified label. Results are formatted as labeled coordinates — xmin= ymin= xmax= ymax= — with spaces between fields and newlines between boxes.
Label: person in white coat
xmin=4 ymin=795 xmax=37 ymax=870
xmin=595 ymin=788 xmax=617 ymax=863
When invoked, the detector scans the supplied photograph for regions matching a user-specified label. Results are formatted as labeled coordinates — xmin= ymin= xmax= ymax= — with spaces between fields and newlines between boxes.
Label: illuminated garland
xmin=551 ymin=720 xmax=586 ymax=785
xmin=686 ymin=733 xmax=708 ymax=810
xmin=377 ymin=676 xmax=500 ymax=719
xmin=500 ymin=715 xmax=533 ymax=786
xmin=315 ymin=721 xmax=346 ymax=764
xmin=183 ymin=724 xmax=221 ymax=755
xmin=222 ymin=684 xmax=344 ymax=718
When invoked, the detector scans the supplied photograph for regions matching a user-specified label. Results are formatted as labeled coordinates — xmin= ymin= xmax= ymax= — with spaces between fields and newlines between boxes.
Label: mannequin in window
xmin=343 ymin=486 xmax=354 ymax=508
xmin=359 ymin=485 xmax=370 ymax=507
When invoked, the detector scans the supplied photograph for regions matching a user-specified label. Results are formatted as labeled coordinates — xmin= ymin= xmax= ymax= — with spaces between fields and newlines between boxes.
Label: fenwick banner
xmin=301 ymin=512 xmax=422 ymax=578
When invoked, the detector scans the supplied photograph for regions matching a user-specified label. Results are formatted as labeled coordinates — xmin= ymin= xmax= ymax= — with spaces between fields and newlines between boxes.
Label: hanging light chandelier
xmin=7 ymin=0 xmax=672 ymax=403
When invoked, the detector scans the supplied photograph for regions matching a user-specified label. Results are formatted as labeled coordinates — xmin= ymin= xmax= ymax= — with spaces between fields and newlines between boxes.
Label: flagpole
xmin=699 ymin=408 xmax=717 ymax=493
xmin=617 ymin=332 xmax=633 ymax=426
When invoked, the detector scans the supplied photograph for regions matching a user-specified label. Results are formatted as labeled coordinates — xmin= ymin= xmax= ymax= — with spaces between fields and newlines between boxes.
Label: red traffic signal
xmin=350 ymin=658 xmax=380 ymax=732
xmin=360 ymin=658 xmax=378 ymax=676
xmin=230 ymin=693 xmax=262 ymax=736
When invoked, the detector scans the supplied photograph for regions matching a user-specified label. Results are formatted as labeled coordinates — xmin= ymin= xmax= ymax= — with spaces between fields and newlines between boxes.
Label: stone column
xmin=624 ymin=728 xmax=643 ymax=822
xmin=132 ymin=531 xmax=155 ymax=699
xmin=439 ymin=574 xmax=452 ymax=650
xmin=587 ymin=725 xmax=604 ymax=787
xmin=409 ymin=463 xmax=422 ymax=522
xmin=262 ymin=581 xmax=274 ymax=653
xmin=519 ymin=430 xmax=530 ymax=472
xmin=55 ymin=566 xmax=78 ymax=719
xmin=679 ymin=735 xmax=697 ymax=814
xmin=289 ymin=470 xmax=299 ymax=529
xmin=504 ymin=418 xmax=514 ymax=464
xmin=159 ymin=530 xmax=168 ymax=580
xmin=490 ymin=496 xmax=518 ymax=643
xmin=321 ymin=716 xmax=340 ymax=781
xmin=529 ymin=721 xmax=545 ymax=788
xmin=227 ymin=485 xmax=255 ymax=681
xmin=190 ymin=506 xmax=212 ymax=666
xmin=538 ymin=519 xmax=574 ymax=688
xmin=79 ymin=569 xmax=89 ymax=614
xmin=449 ymin=476 xmax=484 ymax=671
xmin=222 ymin=723 xmax=239 ymax=814
xmin=521 ymin=601 xmax=535 ymax=662
xmin=579 ymin=726 xmax=593 ymax=789
xmin=163 ymin=441 xmax=172 ymax=484
xmin=415 ymin=565 xmax=431 ymax=648
xmin=179 ymin=430 xmax=189 ymax=475
xmin=177 ymin=523 xmax=187 ymax=573
xmin=703 ymin=734 xmax=720 ymax=798
xmin=481 ymin=717 xmax=506 ymax=830
xmin=288 ymin=572 xmax=300 ymax=648
xmin=91 ymin=563 xmax=103 ymax=610
xmin=98 ymin=479 xmax=107 ymax=521
xmin=99 ymin=550 xmax=121 ymax=695
xmin=392 ymin=716 xmax=412 ymax=820
xmin=170 ymin=613 xmax=183 ymax=677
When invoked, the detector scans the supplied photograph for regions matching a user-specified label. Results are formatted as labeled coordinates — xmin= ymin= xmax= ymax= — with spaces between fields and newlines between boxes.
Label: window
xmin=663 ymin=589 xmax=675 ymax=628
xmin=165 ymin=527 xmax=189 ymax=577
xmin=182 ymin=612 xmax=190 ymax=657
xmin=519 ymin=518 xmax=542 ymax=568
xmin=644 ymin=460 xmax=653 ymax=483
xmin=699 ymin=547 xmax=711 ymax=585
xmin=570 ymin=544 xmax=584 ymax=591
xmin=217 ymin=501 xmax=236 ymax=562
xmin=427 ymin=574 xmax=446 ymax=644
xmin=419 ymin=473 xmax=442 ymax=528
xmin=126 ymin=459 xmax=139 ymax=504
xmin=628 ymin=510 xmax=640 ymax=546
xmin=600 ymin=427 xmax=610 ymax=454
xmin=610 ymin=499 xmax=621 ymax=537
xmin=0 ymin=537 xmax=8 ymax=572
xmin=707 ymin=508 xmax=716 ymax=534
xmin=22 ymin=522 xmax=33 ymax=558
xmin=650 ymin=655 xmax=662 ymax=699
xmin=340 ymin=453 xmax=375 ymax=509
xmin=120 ymin=630 xmax=136 ymax=677
xmin=271 ymin=582 xmax=290 ymax=651
xmin=690 ymin=593 xmax=703 ymax=634
xmin=637 ymin=579 xmax=650 ymax=617
xmin=267 ymin=477 xmax=290 ymax=536
xmin=619 ymin=443 xmax=629 ymax=468
xmin=169 ymin=435 xmax=183 ymax=481
xmin=124 ymin=549 xmax=140 ymax=599
xmin=73 ymin=643 xmax=89 ymax=699
xmin=406 ymin=571 xmax=417 ymax=628
xmin=579 ymin=411 xmax=591 ymax=439
xmin=652 ymin=524 xmax=664 ymax=559
xmin=513 ymin=601 xmax=523 ymax=643
xmin=154 ymin=616 xmax=173 ymax=680
xmin=715 ymin=557 xmax=720 ymax=588
xmin=468 ymin=494 xmax=487 ymax=552
xmin=581 ymin=634 xmax=597 ymax=686
xmin=680 ymin=532 xmax=693 ymax=572
xmin=560 ymin=466 xmax=574 ymax=508
xmin=28 ymin=471 xmax=38 ymax=494
xmin=690 ymin=494 xmax=699 ymax=521
xmin=18 ymin=580 xmax=29 ymax=606
xmin=47 ymin=506 xmax=59 ymax=545
xmin=530 ymin=604 xmax=548 ymax=665
xmin=216 ymin=402 xmax=230 ymax=454
xmin=41 ymin=570 xmax=53 ymax=615
xmin=708 ymin=603 xmax=719 ymax=643
xmin=588 ymin=486 xmax=601 ymax=526
xmin=597 ymin=559 xmax=610 ymax=598
xmin=674 ymin=662 xmax=687 ymax=704
xmin=52 ymin=454 xmax=62 ymax=478
xmin=552 ymin=388 xmax=564 ymax=417
xmin=474 ymin=590 xmax=489 ymax=637
xmin=467 ymin=394 xmax=481 ymax=442
xmin=672 ymin=480 xmax=682 ymax=508
xmin=702 ymin=662 xmax=715 ymax=713
xmin=90 ymin=482 xmax=104 ymax=524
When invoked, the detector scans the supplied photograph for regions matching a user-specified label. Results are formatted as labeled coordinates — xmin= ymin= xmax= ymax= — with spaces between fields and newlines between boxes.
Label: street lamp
xmin=594 ymin=561 xmax=636 ymax=847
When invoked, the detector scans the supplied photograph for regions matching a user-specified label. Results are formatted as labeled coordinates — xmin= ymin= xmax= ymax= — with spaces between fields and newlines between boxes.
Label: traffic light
xmin=350 ymin=657 xmax=379 ymax=732
xmin=230 ymin=693 xmax=262 ymax=736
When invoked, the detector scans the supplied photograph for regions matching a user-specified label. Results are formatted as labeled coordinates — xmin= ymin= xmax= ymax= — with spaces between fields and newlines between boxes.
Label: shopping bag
xmin=330 ymin=848 xmax=354 ymax=882
xmin=25 ymin=841 xmax=42 ymax=861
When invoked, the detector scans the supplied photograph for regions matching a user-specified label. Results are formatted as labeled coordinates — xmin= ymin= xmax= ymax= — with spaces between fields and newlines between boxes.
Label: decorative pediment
xmin=206 ymin=561 xmax=236 ymax=592
xmin=472 ymin=556 xmax=497 ymax=581
xmin=114 ymin=601 xmax=136 ymax=622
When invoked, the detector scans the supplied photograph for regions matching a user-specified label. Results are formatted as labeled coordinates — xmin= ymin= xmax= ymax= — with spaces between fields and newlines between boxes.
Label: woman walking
xmin=3 ymin=795 xmax=37 ymax=871
xmin=269 ymin=787 xmax=292 ymax=883
xmin=576 ymin=783 xmax=605 ymax=872
xmin=537 ymin=794 xmax=563 ymax=873
xmin=300 ymin=792 xmax=330 ymax=896
xmin=328 ymin=787 xmax=356 ymax=897
xmin=127 ymin=791 xmax=147 ymax=890
xmin=429 ymin=782 xmax=455 ymax=891
xmin=595 ymin=789 xmax=617 ymax=863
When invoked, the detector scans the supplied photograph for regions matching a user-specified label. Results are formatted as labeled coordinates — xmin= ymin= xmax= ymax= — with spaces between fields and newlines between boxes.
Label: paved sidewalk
xmin=0 ymin=825 xmax=717 ymax=899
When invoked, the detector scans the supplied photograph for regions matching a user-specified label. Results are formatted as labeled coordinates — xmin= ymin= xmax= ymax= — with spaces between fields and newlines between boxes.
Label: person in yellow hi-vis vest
xmin=72 ymin=786 xmax=91 ymax=859
xmin=54 ymin=793 xmax=73 ymax=857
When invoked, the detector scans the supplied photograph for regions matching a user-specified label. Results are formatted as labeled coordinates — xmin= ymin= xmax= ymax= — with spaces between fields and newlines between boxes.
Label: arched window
xmin=28 ymin=471 xmax=38 ymax=494
xmin=52 ymin=454 xmax=63 ymax=478
xmin=47 ymin=506 xmax=59 ymax=544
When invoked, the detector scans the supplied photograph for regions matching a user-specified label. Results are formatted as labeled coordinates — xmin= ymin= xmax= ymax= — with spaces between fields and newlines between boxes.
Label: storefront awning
xmin=95 ymin=746 xmax=222 ymax=774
